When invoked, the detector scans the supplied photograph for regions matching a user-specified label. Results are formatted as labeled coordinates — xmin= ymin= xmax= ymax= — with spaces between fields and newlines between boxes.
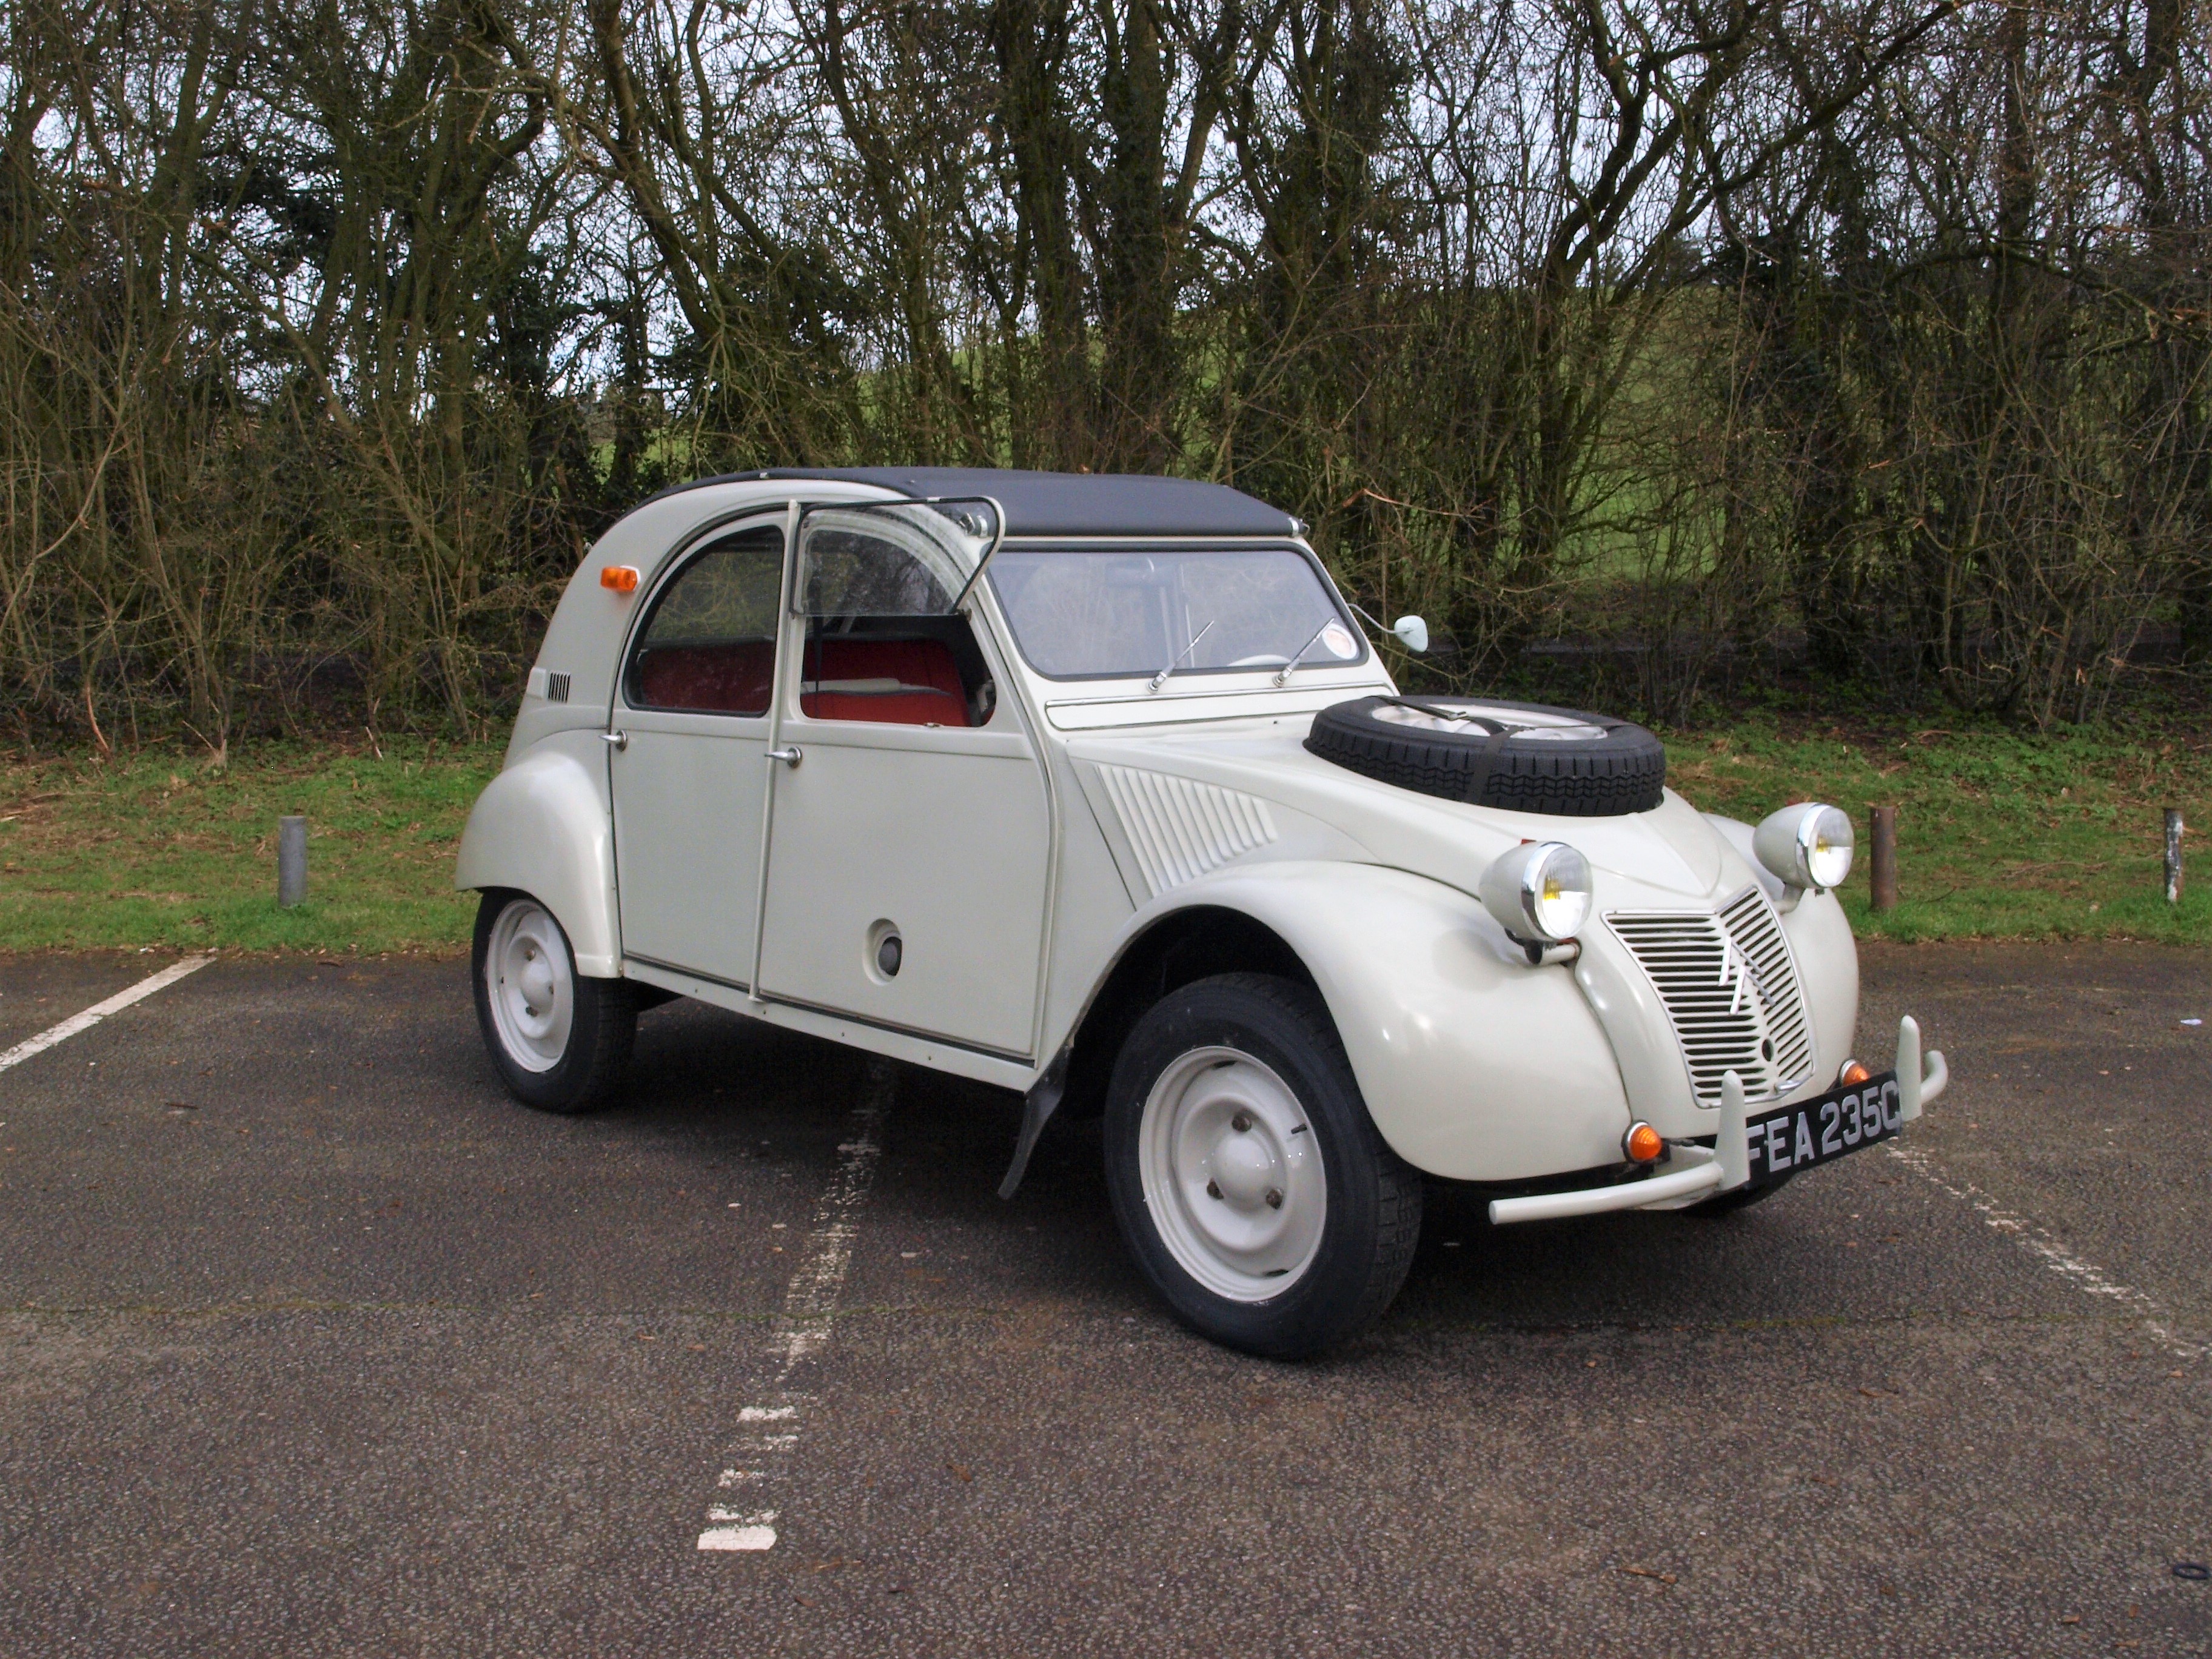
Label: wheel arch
xmin=1061 ymin=861 xmax=1634 ymax=1182
xmin=1058 ymin=904 xmax=1316 ymax=1122
xmin=454 ymin=741 xmax=620 ymax=977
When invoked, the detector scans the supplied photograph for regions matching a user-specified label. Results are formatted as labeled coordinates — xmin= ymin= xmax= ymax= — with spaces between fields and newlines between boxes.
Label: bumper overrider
xmin=1489 ymin=1017 xmax=1951 ymax=1225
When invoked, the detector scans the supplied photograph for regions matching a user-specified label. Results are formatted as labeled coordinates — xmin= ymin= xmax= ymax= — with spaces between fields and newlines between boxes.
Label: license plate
xmin=1744 ymin=1072 xmax=1902 ymax=1187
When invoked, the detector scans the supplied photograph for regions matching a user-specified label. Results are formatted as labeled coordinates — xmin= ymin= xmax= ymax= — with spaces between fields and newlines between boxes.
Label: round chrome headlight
xmin=1753 ymin=802 xmax=1854 ymax=892
xmin=1480 ymin=840 xmax=1594 ymax=943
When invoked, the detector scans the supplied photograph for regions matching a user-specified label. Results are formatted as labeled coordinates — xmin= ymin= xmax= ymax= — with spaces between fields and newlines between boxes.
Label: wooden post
xmin=1869 ymin=806 xmax=1898 ymax=912
xmin=2165 ymin=808 xmax=2184 ymax=904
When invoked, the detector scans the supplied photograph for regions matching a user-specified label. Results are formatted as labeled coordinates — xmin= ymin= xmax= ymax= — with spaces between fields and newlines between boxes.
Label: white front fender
xmin=1130 ymin=862 xmax=1634 ymax=1182
xmin=454 ymin=738 xmax=620 ymax=977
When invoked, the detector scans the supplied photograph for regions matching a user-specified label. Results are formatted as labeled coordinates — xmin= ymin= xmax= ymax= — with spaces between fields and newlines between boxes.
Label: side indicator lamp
xmin=1838 ymin=1059 xmax=1871 ymax=1086
xmin=1623 ymin=1122 xmax=1664 ymax=1165
xmin=601 ymin=565 xmax=640 ymax=593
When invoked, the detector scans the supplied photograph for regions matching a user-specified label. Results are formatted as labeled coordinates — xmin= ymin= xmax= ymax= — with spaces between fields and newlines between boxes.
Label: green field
xmin=1666 ymin=718 xmax=2212 ymax=942
xmin=0 ymin=716 xmax=2205 ymax=954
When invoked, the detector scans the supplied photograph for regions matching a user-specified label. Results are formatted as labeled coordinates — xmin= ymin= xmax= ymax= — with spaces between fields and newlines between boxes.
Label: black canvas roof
xmin=654 ymin=467 xmax=1299 ymax=540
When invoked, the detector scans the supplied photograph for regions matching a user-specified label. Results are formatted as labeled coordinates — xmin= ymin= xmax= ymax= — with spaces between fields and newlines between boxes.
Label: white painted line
xmin=695 ymin=1061 xmax=895 ymax=1554
xmin=697 ymin=1524 xmax=779 ymax=1552
xmin=0 ymin=956 xmax=213 ymax=1076
xmin=1887 ymin=1142 xmax=2202 ymax=1359
xmin=768 ymin=1105 xmax=892 ymax=1375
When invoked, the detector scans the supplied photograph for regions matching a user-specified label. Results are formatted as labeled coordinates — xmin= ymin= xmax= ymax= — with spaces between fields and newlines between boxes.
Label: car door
xmin=754 ymin=503 xmax=1051 ymax=1059
xmin=609 ymin=518 xmax=786 ymax=989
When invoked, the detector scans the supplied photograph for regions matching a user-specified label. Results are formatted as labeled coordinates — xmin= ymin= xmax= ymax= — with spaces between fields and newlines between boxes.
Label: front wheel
xmin=1104 ymin=973 xmax=1421 ymax=1359
xmin=471 ymin=891 xmax=636 ymax=1114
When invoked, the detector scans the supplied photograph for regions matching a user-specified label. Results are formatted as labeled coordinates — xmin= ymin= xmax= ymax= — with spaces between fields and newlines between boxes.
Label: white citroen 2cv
xmin=457 ymin=468 xmax=1948 ymax=1356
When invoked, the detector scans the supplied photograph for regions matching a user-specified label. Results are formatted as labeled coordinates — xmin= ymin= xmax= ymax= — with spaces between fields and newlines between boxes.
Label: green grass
xmin=1 ymin=716 xmax=2208 ymax=954
xmin=0 ymin=740 xmax=499 ymax=954
xmin=1663 ymin=716 xmax=2212 ymax=943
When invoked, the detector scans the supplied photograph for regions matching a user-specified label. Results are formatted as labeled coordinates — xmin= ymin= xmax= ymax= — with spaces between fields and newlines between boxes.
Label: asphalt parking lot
xmin=2 ymin=942 xmax=2209 ymax=1655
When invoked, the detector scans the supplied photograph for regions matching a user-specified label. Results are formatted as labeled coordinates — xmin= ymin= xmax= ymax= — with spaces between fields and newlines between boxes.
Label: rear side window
xmin=624 ymin=527 xmax=783 ymax=714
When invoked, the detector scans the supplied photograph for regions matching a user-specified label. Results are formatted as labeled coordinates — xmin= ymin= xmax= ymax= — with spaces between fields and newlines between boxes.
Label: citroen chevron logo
xmin=1718 ymin=938 xmax=1759 ymax=1017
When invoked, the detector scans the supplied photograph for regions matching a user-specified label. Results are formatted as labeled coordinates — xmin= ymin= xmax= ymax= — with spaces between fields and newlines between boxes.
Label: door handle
xmin=602 ymin=729 xmax=628 ymax=751
xmin=766 ymin=745 xmax=803 ymax=768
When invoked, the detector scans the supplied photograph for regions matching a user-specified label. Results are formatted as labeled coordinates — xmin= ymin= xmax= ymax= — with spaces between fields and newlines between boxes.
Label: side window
xmin=796 ymin=517 xmax=993 ymax=729
xmin=801 ymin=523 xmax=961 ymax=617
xmin=625 ymin=527 xmax=783 ymax=714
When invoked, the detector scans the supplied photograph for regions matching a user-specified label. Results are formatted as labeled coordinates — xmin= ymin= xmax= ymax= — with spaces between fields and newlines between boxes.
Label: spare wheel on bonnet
xmin=1305 ymin=696 xmax=1666 ymax=816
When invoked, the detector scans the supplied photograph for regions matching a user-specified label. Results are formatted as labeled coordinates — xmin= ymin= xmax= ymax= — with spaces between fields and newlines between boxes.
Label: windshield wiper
xmin=1273 ymin=618 xmax=1336 ymax=687
xmin=1148 ymin=619 xmax=1215 ymax=693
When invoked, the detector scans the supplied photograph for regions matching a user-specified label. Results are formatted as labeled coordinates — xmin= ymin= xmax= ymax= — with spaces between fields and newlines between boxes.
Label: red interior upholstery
xmin=802 ymin=636 xmax=972 ymax=727
xmin=634 ymin=638 xmax=774 ymax=714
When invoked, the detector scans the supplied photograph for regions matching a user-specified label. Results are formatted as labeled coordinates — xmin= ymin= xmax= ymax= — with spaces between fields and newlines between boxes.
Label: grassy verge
xmin=1664 ymin=717 xmax=2212 ymax=943
xmin=0 ymin=740 xmax=499 ymax=954
xmin=0 ymin=716 xmax=2207 ymax=954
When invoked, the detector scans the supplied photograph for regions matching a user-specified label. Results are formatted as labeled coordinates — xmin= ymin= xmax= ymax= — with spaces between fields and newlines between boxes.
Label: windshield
xmin=987 ymin=548 xmax=1366 ymax=682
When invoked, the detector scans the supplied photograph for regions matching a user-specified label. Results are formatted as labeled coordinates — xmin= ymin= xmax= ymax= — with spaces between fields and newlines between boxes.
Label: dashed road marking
xmin=698 ymin=1512 xmax=780 ymax=1552
xmin=0 ymin=956 xmax=212 ymax=1076
xmin=696 ymin=1060 xmax=894 ymax=1553
xmin=1887 ymin=1142 xmax=2201 ymax=1358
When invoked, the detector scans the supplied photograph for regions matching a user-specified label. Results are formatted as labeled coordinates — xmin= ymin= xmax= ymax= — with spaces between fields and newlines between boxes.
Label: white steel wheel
xmin=1138 ymin=1045 xmax=1328 ymax=1301
xmin=484 ymin=899 xmax=574 ymax=1073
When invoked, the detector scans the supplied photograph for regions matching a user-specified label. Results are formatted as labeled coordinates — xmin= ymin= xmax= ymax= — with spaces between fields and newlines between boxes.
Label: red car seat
xmin=802 ymin=637 xmax=972 ymax=726
xmin=633 ymin=638 xmax=776 ymax=714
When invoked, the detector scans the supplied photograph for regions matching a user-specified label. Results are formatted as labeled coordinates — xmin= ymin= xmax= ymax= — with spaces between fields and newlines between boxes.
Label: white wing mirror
xmin=1346 ymin=602 xmax=1430 ymax=654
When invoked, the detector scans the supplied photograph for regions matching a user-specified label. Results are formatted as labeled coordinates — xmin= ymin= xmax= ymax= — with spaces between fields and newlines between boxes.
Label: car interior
xmin=799 ymin=615 xmax=996 ymax=728
xmin=626 ymin=545 xmax=997 ymax=728
xmin=632 ymin=635 xmax=776 ymax=714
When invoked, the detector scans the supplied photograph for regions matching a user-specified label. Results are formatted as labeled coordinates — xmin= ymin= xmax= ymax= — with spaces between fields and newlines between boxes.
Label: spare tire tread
xmin=1305 ymin=695 xmax=1666 ymax=817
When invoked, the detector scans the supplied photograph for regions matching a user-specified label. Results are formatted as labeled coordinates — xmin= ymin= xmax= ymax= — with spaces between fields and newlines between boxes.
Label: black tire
xmin=471 ymin=890 xmax=637 ymax=1114
xmin=1104 ymin=973 xmax=1422 ymax=1359
xmin=1684 ymin=1171 xmax=1795 ymax=1216
xmin=1305 ymin=694 xmax=1666 ymax=816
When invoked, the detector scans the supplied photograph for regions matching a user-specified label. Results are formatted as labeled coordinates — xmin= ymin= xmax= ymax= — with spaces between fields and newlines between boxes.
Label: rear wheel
xmin=1104 ymin=973 xmax=1421 ymax=1358
xmin=471 ymin=891 xmax=635 ymax=1114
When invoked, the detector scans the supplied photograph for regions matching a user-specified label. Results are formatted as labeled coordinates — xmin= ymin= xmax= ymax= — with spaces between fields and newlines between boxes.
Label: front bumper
xmin=1489 ymin=1016 xmax=1950 ymax=1226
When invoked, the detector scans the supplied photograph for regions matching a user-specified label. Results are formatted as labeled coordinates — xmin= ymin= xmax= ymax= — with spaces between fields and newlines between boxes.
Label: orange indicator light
xmin=1624 ymin=1122 xmax=1664 ymax=1164
xmin=1839 ymin=1059 xmax=1871 ymax=1086
xmin=601 ymin=565 xmax=639 ymax=593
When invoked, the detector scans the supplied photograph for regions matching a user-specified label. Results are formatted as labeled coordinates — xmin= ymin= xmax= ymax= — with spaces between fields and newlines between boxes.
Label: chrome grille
xmin=545 ymin=670 xmax=572 ymax=703
xmin=1606 ymin=888 xmax=1815 ymax=1104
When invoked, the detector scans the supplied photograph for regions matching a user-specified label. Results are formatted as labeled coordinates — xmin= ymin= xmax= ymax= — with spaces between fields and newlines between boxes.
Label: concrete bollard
xmin=278 ymin=815 xmax=308 ymax=908
xmin=2166 ymin=808 xmax=2184 ymax=905
xmin=1869 ymin=805 xmax=1898 ymax=912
